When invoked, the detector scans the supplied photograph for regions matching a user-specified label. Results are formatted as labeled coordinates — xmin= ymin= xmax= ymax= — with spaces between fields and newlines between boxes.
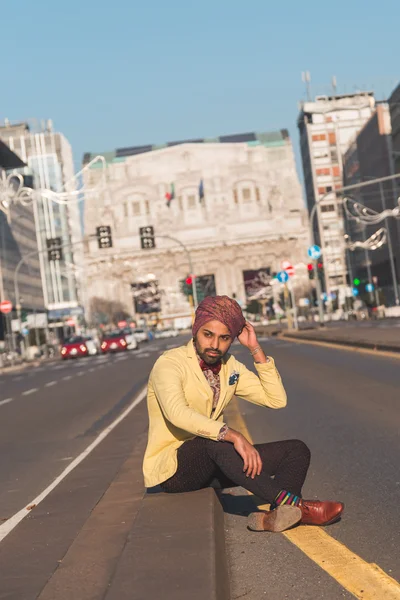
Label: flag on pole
xmin=199 ymin=179 xmax=204 ymax=203
xmin=165 ymin=183 xmax=175 ymax=207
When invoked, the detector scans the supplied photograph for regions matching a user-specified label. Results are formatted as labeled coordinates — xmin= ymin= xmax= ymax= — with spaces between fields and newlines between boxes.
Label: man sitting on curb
xmin=143 ymin=295 xmax=344 ymax=532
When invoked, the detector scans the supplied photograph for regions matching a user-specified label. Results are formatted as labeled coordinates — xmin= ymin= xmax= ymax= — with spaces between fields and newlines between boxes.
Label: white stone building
xmin=82 ymin=130 xmax=310 ymax=321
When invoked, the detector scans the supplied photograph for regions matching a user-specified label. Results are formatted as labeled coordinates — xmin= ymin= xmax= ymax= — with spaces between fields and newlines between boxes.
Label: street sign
xmin=276 ymin=270 xmax=289 ymax=283
xmin=366 ymin=283 xmax=375 ymax=293
xmin=307 ymin=245 xmax=322 ymax=260
xmin=118 ymin=320 xmax=127 ymax=328
xmin=286 ymin=265 xmax=295 ymax=277
xmin=281 ymin=261 xmax=295 ymax=277
xmin=352 ymin=288 xmax=359 ymax=296
xmin=0 ymin=300 xmax=12 ymax=314
xmin=66 ymin=318 xmax=75 ymax=326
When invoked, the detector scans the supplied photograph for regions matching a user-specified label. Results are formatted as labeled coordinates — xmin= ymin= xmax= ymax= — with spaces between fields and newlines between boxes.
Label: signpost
xmin=276 ymin=271 xmax=289 ymax=284
xmin=0 ymin=300 xmax=12 ymax=314
xmin=307 ymin=245 xmax=322 ymax=260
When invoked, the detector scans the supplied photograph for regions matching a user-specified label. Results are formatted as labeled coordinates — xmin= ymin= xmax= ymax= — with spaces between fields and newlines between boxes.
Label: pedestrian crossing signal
xmin=96 ymin=225 xmax=113 ymax=249
xmin=139 ymin=226 xmax=156 ymax=249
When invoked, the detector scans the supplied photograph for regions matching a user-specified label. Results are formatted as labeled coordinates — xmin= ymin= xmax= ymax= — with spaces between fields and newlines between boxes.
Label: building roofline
xmin=82 ymin=129 xmax=290 ymax=165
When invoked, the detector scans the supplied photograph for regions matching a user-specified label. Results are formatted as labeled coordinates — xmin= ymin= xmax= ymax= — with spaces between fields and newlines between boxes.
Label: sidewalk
xmin=282 ymin=324 xmax=400 ymax=353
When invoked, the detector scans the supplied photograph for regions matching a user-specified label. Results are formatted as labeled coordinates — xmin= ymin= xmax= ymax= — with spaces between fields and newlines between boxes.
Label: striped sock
xmin=271 ymin=489 xmax=301 ymax=510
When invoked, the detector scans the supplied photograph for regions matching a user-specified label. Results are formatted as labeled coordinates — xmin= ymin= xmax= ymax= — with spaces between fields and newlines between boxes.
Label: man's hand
xmin=238 ymin=321 xmax=259 ymax=350
xmin=225 ymin=429 xmax=263 ymax=478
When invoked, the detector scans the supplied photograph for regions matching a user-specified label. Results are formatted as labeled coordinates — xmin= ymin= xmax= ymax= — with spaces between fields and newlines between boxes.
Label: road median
xmin=281 ymin=326 xmax=400 ymax=354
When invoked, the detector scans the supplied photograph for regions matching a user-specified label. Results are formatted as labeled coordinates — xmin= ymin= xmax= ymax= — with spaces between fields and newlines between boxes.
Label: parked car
xmin=83 ymin=336 xmax=98 ymax=356
xmin=101 ymin=331 xmax=129 ymax=354
xmin=132 ymin=328 xmax=149 ymax=343
xmin=61 ymin=336 xmax=90 ymax=360
xmin=119 ymin=328 xmax=139 ymax=350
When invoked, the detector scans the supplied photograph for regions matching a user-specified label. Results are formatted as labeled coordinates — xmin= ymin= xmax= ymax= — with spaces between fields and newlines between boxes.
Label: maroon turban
xmin=192 ymin=295 xmax=246 ymax=339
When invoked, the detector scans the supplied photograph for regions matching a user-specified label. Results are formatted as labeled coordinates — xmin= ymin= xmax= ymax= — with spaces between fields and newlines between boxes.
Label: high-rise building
xmin=0 ymin=140 xmax=44 ymax=342
xmin=83 ymin=130 xmax=310 ymax=322
xmin=0 ymin=120 xmax=82 ymax=316
xmin=298 ymin=92 xmax=376 ymax=297
xmin=343 ymin=103 xmax=400 ymax=305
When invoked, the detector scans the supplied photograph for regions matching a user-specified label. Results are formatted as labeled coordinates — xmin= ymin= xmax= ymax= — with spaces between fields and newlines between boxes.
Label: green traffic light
xmin=353 ymin=278 xmax=361 ymax=286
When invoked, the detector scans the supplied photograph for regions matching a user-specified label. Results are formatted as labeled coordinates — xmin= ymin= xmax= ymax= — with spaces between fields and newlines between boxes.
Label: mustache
xmin=205 ymin=349 xmax=222 ymax=355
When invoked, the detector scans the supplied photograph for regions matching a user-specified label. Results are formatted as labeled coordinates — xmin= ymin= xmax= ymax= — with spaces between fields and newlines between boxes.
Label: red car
xmin=101 ymin=331 xmax=128 ymax=354
xmin=61 ymin=336 xmax=89 ymax=360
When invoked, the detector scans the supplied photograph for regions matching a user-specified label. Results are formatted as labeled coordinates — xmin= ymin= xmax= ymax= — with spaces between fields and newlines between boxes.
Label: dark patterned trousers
xmin=160 ymin=437 xmax=311 ymax=502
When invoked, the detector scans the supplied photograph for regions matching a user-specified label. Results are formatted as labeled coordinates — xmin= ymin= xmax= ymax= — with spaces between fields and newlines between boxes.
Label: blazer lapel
xmin=186 ymin=340 xmax=214 ymax=401
xmin=213 ymin=355 xmax=230 ymax=417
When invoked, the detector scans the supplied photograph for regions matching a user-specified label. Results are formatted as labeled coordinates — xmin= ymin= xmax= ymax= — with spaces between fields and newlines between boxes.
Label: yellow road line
xmin=280 ymin=334 xmax=400 ymax=360
xmin=227 ymin=397 xmax=400 ymax=600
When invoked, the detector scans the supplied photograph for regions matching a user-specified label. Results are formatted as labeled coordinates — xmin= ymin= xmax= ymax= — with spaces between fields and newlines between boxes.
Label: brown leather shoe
xmin=299 ymin=499 xmax=344 ymax=526
xmin=248 ymin=505 xmax=302 ymax=532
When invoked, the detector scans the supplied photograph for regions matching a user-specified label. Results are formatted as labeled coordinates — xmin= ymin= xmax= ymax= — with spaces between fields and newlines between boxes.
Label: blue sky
xmin=1 ymin=0 xmax=399 ymax=174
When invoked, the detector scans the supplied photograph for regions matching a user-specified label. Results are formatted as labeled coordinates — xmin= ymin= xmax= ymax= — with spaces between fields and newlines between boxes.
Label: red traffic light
xmin=317 ymin=262 xmax=323 ymax=269
xmin=185 ymin=276 xmax=193 ymax=285
xmin=307 ymin=264 xmax=314 ymax=271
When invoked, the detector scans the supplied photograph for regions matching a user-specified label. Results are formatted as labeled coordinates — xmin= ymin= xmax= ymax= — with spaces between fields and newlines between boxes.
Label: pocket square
xmin=229 ymin=371 xmax=239 ymax=385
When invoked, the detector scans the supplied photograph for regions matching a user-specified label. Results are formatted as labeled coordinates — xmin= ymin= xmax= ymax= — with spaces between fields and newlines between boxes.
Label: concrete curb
xmin=105 ymin=488 xmax=230 ymax=600
xmin=282 ymin=331 xmax=400 ymax=354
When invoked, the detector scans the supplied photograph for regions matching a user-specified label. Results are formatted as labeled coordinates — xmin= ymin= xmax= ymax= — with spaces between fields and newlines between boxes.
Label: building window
xmin=316 ymin=168 xmax=330 ymax=176
xmin=255 ymin=187 xmax=261 ymax=203
xmin=123 ymin=203 xmax=129 ymax=218
xmin=321 ymin=204 xmax=335 ymax=213
xmin=328 ymin=132 xmax=336 ymax=145
xmin=178 ymin=196 xmax=183 ymax=211
xmin=326 ymin=186 xmax=333 ymax=192
xmin=233 ymin=189 xmax=239 ymax=205
xmin=330 ymin=149 xmax=338 ymax=162
xmin=187 ymin=195 xmax=196 ymax=209
xmin=132 ymin=202 xmax=141 ymax=216
xmin=332 ymin=165 xmax=341 ymax=178
xmin=242 ymin=188 xmax=251 ymax=202
xmin=145 ymin=200 xmax=150 ymax=215
xmin=312 ymin=134 xmax=326 ymax=142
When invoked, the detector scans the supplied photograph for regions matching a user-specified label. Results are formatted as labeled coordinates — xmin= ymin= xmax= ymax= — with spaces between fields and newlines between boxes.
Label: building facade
xmin=0 ymin=140 xmax=44 ymax=342
xmin=83 ymin=130 xmax=310 ymax=321
xmin=343 ymin=103 xmax=400 ymax=305
xmin=298 ymin=92 xmax=376 ymax=298
xmin=0 ymin=120 xmax=82 ymax=315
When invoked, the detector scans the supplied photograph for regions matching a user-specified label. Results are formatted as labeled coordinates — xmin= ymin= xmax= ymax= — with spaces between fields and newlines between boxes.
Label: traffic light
xmin=139 ymin=226 xmax=155 ymax=249
xmin=353 ymin=278 xmax=361 ymax=286
xmin=46 ymin=237 xmax=62 ymax=261
xmin=180 ymin=276 xmax=193 ymax=297
xmin=307 ymin=263 xmax=314 ymax=280
xmin=96 ymin=225 xmax=113 ymax=249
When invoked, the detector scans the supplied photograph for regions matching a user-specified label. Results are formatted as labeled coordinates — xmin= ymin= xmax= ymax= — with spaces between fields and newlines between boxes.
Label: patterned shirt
xmin=197 ymin=353 xmax=228 ymax=441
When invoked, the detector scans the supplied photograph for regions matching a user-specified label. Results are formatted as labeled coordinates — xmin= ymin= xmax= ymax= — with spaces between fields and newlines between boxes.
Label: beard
xmin=193 ymin=336 xmax=225 ymax=365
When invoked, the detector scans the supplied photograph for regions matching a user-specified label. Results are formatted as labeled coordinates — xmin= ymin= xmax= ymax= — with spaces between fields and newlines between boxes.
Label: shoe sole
xmin=248 ymin=505 xmax=302 ymax=532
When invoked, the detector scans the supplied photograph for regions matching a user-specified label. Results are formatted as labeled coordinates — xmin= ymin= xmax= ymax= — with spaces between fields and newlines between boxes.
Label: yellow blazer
xmin=143 ymin=339 xmax=287 ymax=488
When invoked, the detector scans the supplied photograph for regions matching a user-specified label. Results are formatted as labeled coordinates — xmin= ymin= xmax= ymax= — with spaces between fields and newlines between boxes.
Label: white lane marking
xmin=12 ymin=376 xmax=23 ymax=382
xmin=138 ymin=352 xmax=150 ymax=358
xmin=22 ymin=388 xmax=38 ymax=396
xmin=62 ymin=375 xmax=72 ymax=381
xmin=77 ymin=371 xmax=85 ymax=376
xmin=53 ymin=365 xmax=64 ymax=370
xmin=45 ymin=381 xmax=57 ymax=387
xmin=88 ymin=368 xmax=95 ymax=372
xmin=0 ymin=398 xmax=13 ymax=407
xmin=0 ymin=385 xmax=147 ymax=543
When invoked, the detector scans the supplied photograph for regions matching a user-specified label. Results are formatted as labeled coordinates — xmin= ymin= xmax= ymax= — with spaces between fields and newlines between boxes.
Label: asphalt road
xmin=1 ymin=333 xmax=399 ymax=599
xmin=223 ymin=337 xmax=400 ymax=599
xmin=0 ymin=339 xmax=174 ymax=520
